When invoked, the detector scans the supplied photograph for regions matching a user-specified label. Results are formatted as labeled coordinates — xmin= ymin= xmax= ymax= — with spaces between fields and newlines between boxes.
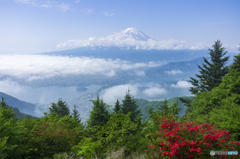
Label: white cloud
xmin=57 ymin=29 xmax=208 ymax=50
xmin=14 ymin=0 xmax=37 ymax=5
xmin=56 ymin=3 xmax=70 ymax=12
xmin=0 ymin=54 xmax=165 ymax=81
xmin=106 ymin=70 xmax=116 ymax=77
xmin=103 ymin=11 xmax=115 ymax=17
xmin=41 ymin=4 xmax=51 ymax=8
xmin=82 ymin=9 xmax=94 ymax=14
xmin=170 ymin=81 xmax=193 ymax=88
xmin=165 ymin=70 xmax=183 ymax=75
xmin=225 ymin=44 xmax=240 ymax=52
xmin=74 ymin=0 xmax=80 ymax=3
xmin=135 ymin=71 xmax=145 ymax=76
xmin=99 ymin=84 xmax=139 ymax=106
xmin=14 ymin=0 xmax=71 ymax=12
xmin=143 ymin=87 xmax=167 ymax=97
xmin=0 ymin=78 xmax=23 ymax=94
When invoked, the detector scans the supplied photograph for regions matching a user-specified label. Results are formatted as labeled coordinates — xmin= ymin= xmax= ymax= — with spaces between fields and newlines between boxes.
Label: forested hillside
xmin=136 ymin=96 xmax=194 ymax=121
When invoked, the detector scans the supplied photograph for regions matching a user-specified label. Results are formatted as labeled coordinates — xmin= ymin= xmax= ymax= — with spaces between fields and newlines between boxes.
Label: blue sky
xmin=0 ymin=0 xmax=240 ymax=53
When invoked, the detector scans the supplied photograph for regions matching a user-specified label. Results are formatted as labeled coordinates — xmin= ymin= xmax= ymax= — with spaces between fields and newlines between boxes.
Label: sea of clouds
xmin=57 ymin=33 xmax=208 ymax=51
xmin=0 ymin=54 xmax=167 ymax=81
xmin=0 ymin=53 xmax=194 ymax=117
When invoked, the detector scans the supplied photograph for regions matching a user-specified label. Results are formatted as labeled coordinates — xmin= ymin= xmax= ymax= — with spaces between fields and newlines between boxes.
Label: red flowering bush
xmin=145 ymin=115 xmax=240 ymax=159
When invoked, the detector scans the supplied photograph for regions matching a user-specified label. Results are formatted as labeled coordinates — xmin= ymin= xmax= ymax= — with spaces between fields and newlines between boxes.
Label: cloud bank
xmin=57 ymin=28 xmax=208 ymax=50
xmin=99 ymin=83 xmax=168 ymax=106
xmin=165 ymin=70 xmax=183 ymax=75
xmin=142 ymin=87 xmax=167 ymax=97
xmin=0 ymin=54 xmax=166 ymax=81
xmin=170 ymin=81 xmax=193 ymax=88
xmin=99 ymin=84 xmax=139 ymax=106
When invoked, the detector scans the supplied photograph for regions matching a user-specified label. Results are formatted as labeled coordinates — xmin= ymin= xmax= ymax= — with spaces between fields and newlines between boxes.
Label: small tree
xmin=87 ymin=97 xmax=111 ymax=128
xmin=46 ymin=98 xmax=70 ymax=118
xmin=70 ymin=105 xmax=82 ymax=123
xmin=0 ymin=97 xmax=16 ymax=120
xmin=158 ymin=98 xmax=168 ymax=115
xmin=121 ymin=89 xmax=143 ymax=126
xmin=113 ymin=99 xmax=121 ymax=114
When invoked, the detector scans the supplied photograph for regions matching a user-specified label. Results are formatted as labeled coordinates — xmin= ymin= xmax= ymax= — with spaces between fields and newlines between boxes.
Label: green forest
xmin=0 ymin=40 xmax=240 ymax=159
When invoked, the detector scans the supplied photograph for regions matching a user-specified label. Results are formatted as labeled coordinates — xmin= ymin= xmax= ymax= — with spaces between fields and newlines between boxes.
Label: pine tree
xmin=121 ymin=89 xmax=142 ymax=125
xmin=113 ymin=99 xmax=121 ymax=114
xmin=189 ymin=49 xmax=240 ymax=141
xmin=48 ymin=98 xmax=70 ymax=118
xmin=0 ymin=97 xmax=17 ymax=121
xmin=158 ymin=98 xmax=168 ymax=114
xmin=70 ymin=105 xmax=82 ymax=123
xmin=87 ymin=96 xmax=111 ymax=128
xmin=0 ymin=97 xmax=13 ymax=109
xmin=180 ymin=40 xmax=230 ymax=115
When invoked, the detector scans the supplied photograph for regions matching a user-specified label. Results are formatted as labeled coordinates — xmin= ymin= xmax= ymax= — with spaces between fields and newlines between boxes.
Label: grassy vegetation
xmin=52 ymin=147 xmax=147 ymax=159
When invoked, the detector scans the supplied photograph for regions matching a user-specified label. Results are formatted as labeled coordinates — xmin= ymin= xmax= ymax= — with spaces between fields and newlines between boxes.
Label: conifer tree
xmin=0 ymin=97 xmax=9 ymax=109
xmin=158 ymin=98 xmax=168 ymax=114
xmin=113 ymin=99 xmax=121 ymax=114
xmin=47 ymin=98 xmax=70 ymax=118
xmin=87 ymin=96 xmax=111 ymax=128
xmin=179 ymin=40 xmax=230 ymax=115
xmin=70 ymin=104 xmax=82 ymax=123
xmin=0 ymin=97 xmax=17 ymax=121
xmin=121 ymin=89 xmax=142 ymax=125
xmin=189 ymin=49 xmax=240 ymax=141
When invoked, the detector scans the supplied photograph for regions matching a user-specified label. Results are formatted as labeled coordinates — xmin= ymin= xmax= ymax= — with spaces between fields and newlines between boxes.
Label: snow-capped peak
xmin=118 ymin=27 xmax=158 ymax=41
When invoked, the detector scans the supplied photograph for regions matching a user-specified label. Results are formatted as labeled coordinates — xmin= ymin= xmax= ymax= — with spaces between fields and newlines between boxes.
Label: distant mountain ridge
xmin=45 ymin=48 xmax=211 ymax=64
xmin=0 ymin=92 xmax=39 ymax=119
xmin=136 ymin=96 xmax=195 ymax=121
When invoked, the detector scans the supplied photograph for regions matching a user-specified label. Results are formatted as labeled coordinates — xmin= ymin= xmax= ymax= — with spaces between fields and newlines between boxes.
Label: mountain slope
xmin=0 ymin=92 xmax=39 ymax=119
xmin=142 ymin=56 xmax=233 ymax=83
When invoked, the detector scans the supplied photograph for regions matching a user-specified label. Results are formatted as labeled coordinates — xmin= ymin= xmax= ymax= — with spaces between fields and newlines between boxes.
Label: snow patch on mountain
xmin=117 ymin=27 xmax=158 ymax=41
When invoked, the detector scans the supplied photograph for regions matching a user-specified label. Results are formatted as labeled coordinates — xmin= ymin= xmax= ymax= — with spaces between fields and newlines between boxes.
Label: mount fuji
xmin=56 ymin=27 xmax=161 ymax=50
xmin=48 ymin=27 xmax=217 ymax=64
xmin=115 ymin=27 xmax=158 ymax=41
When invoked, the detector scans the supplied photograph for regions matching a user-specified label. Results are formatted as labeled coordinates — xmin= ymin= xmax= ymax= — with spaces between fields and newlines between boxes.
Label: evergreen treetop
xmin=179 ymin=40 xmax=230 ymax=117
xmin=70 ymin=104 xmax=82 ymax=123
xmin=190 ymin=40 xmax=229 ymax=95
xmin=121 ymin=89 xmax=142 ymax=125
xmin=158 ymin=98 xmax=168 ymax=114
xmin=47 ymin=98 xmax=70 ymax=118
xmin=113 ymin=99 xmax=121 ymax=114
xmin=87 ymin=96 xmax=111 ymax=128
